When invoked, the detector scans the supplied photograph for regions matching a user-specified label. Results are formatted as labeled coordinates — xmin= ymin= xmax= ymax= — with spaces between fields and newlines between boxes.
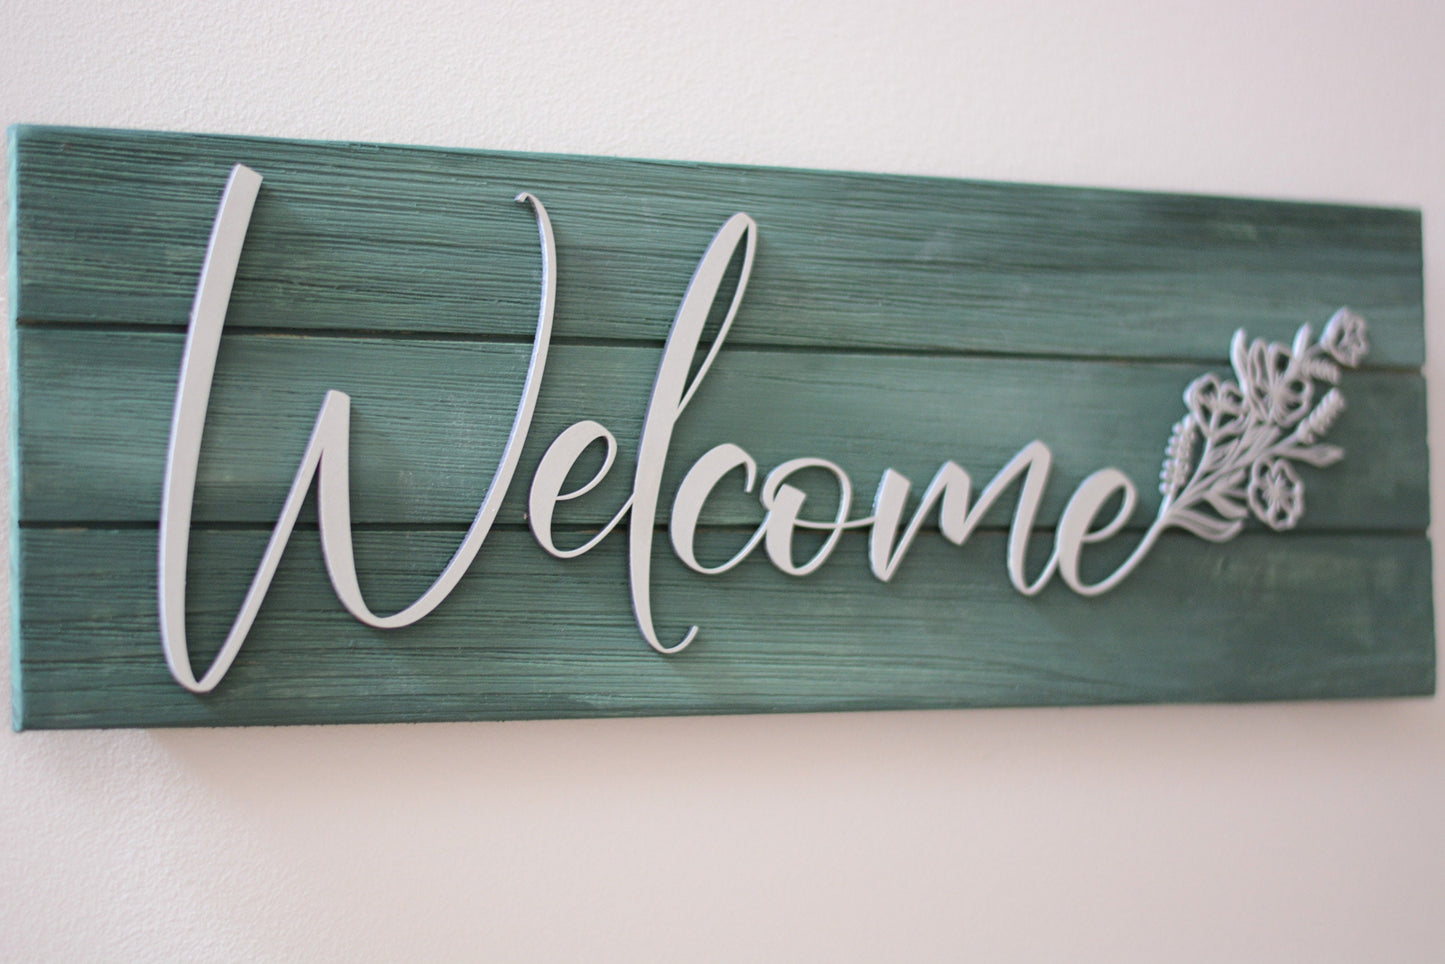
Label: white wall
xmin=4 ymin=2 xmax=1443 ymax=960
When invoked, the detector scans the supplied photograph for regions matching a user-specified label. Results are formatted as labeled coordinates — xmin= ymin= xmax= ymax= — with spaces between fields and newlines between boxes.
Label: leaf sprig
xmin=1156 ymin=308 xmax=1368 ymax=541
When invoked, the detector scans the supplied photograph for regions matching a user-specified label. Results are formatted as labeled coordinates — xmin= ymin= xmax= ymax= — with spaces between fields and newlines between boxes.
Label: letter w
xmin=158 ymin=165 xmax=556 ymax=692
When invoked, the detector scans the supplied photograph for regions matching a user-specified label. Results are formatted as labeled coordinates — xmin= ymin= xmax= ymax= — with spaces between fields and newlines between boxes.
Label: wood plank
xmin=10 ymin=126 xmax=1431 ymax=729
xmin=16 ymin=328 xmax=1427 ymax=530
xmin=14 ymin=527 xmax=1434 ymax=729
xmin=10 ymin=125 xmax=1424 ymax=366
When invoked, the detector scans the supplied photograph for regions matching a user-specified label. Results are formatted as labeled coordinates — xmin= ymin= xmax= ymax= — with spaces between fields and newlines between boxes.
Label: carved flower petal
xmin=1247 ymin=458 xmax=1304 ymax=531
xmin=1185 ymin=373 xmax=1248 ymax=440
xmin=1321 ymin=308 xmax=1370 ymax=368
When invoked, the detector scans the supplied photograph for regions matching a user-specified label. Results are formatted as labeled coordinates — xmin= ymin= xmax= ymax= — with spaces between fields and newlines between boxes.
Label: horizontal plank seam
xmin=11 ymin=319 xmax=1426 ymax=373
xmin=15 ymin=520 xmax=1430 ymax=538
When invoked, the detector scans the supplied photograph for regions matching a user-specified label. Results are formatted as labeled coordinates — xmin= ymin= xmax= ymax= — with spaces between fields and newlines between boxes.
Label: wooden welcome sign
xmin=8 ymin=125 xmax=1434 ymax=729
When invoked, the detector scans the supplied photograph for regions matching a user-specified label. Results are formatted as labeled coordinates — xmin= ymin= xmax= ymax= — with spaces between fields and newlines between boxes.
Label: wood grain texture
xmin=11 ymin=125 xmax=1425 ymax=365
xmin=15 ymin=329 xmax=1428 ymax=530
xmin=14 ymin=528 xmax=1435 ymax=729
xmin=7 ymin=124 xmax=1433 ymax=729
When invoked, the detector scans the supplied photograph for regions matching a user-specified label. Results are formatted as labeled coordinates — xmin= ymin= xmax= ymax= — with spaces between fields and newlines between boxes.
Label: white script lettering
xmin=159 ymin=166 xmax=558 ymax=692
xmin=161 ymin=170 xmax=1166 ymax=691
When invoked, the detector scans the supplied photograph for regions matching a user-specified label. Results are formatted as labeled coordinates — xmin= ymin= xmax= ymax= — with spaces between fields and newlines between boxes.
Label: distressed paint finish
xmin=7 ymin=125 xmax=1435 ymax=729
xmin=15 ymin=529 xmax=1434 ymax=728
xmin=15 ymin=330 xmax=1429 ymax=531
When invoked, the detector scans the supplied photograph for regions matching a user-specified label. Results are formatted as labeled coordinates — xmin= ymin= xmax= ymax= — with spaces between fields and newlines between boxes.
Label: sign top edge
xmin=8 ymin=123 xmax=1426 ymax=221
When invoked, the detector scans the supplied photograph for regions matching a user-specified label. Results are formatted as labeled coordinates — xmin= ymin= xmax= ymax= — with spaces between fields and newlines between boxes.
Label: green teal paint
xmin=7 ymin=125 xmax=1434 ymax=729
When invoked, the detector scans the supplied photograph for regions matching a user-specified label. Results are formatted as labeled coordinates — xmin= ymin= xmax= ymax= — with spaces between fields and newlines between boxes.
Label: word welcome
xmin=158 ymin=165 xmax=1363 ymax=693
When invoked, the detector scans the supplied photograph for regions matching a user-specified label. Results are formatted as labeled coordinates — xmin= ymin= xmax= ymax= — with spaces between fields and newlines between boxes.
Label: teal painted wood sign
xmin=8 ymin=125 xmax=1434 ymax=729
